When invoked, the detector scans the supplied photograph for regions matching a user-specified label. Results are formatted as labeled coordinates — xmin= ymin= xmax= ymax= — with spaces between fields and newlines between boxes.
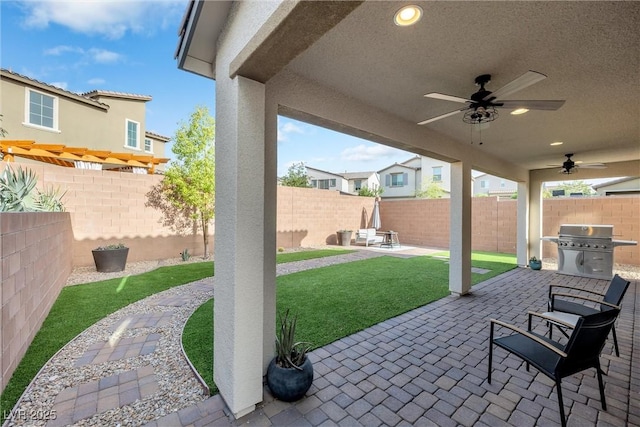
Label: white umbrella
xmin=372 ymin=199 xmax=381 ymax=230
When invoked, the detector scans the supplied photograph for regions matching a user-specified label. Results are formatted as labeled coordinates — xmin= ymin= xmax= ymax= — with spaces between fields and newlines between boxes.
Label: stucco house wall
xmin=379 ymin=163 xmax=418 ymax=198
xmin=0 ymin=69 xmax=169 ymax=162
xmin=474 ymin=173 xmax=518 ymax=196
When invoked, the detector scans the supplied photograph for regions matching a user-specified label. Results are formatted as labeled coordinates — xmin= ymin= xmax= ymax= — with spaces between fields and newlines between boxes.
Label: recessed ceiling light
xmin=510 ymin=108 xmax=529 ymax=115
xmin=394 ymin=5 xmax=423 ymax=26
xmin=550 ymin=141 xmax=563 ymax=146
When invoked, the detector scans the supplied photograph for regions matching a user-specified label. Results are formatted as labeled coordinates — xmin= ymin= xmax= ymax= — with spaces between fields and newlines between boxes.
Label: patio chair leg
xmin=488 ymin=324 xmax=494 ymax=384
xmin=556 ymin=378 xmax=567 ymax=427
xmin=597 ymin=364 xmax=607 ymax=411
xmin=611 ymin=326 xmax=619 ymax=357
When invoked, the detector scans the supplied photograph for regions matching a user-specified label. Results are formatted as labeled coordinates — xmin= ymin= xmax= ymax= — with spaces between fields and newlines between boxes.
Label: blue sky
xmin=0 ymin=0 xmax=415 ymax=176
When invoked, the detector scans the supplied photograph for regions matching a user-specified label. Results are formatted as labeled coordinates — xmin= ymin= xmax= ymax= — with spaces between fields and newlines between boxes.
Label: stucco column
xmin=449 ymin=161 xmax=472 ymax=295
xmin=214 ymin=75 xmax=270 ymax=418
xmin=516 ymin=181 xmax=529 ymax=266
xmin=528 ymin=175 xmax=544 ymax=260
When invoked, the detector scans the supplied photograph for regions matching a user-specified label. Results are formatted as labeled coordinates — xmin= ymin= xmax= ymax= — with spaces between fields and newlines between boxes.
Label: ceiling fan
xmin=551 ymin=153 xmax=607 ymax=174
xmin=418 ymin=70 xmax=565 ymax=125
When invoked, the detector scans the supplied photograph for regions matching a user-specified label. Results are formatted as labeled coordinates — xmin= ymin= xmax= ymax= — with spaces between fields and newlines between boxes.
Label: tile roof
xmin=82 ymin=90 xmax=152 ymax=102
xmin=1 ymin=68 xmax=109 ymax=110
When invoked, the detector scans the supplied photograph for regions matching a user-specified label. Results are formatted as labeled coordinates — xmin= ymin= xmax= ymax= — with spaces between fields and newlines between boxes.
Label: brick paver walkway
xmin=7 ymin=249 xmax=637 ymax=426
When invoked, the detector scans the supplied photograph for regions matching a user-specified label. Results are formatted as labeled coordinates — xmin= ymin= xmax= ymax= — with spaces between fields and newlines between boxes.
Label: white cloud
xmin=21 ymin=0 xmax=184 ymax=39
xmin=44 ymin=45 xmax=83 ymax=56
xmin=43 ymin=45 xmax=122 ymax=65
xmin=341 ymin=144 xmax=399 ymax=162
xmin=88 ymin=48 xmax=122 ymax=64
xmin=278 ymin=120 xmax=306 ymax=142
xmin=87 ymin=77 xmax=106 ymax=86
xmin=49 ymin=81 xmax=68 ymax=90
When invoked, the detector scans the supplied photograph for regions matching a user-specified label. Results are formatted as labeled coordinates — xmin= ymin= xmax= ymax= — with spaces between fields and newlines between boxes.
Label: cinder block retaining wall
xmin=0 ymin=212 xmax=73 ymax=392
xmin=0 ymin=163 xmax=210 ymax=267
xmin=380 ymin=196 xmax=638 ymax=266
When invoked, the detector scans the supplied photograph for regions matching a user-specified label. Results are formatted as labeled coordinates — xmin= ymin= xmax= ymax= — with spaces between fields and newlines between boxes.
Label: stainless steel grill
xmin=543 ymin=224 xmax=637 ymax=280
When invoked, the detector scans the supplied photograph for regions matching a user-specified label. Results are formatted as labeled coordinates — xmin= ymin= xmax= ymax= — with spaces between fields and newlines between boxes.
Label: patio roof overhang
xmin=0 ymin=140 xmax=169 ymax=174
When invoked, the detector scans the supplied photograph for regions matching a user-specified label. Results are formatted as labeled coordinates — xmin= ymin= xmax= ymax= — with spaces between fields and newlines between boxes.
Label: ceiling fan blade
xmin=425 ymin=93 xmax=472 ymax=104
xmin=498 ymin=100 xmax=565 ymax=110
xmin=578 ymin=163 xmax=607 ymax=169
xmin=417 ymin=108 xmax=466 ymax=125
xmin=484 ymin=70 xmax=547 ymax=101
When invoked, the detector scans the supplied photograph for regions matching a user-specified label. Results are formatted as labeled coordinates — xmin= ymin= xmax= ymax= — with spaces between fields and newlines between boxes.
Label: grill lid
xmin=558 ymin=224 xmax=613 ymax=238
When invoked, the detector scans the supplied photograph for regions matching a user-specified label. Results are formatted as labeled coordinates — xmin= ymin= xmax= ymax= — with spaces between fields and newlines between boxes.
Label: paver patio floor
xmin=148 ymin=267 xmax=638 ymax=427
xmin=6 ymin=252 xmax=638 ymax=427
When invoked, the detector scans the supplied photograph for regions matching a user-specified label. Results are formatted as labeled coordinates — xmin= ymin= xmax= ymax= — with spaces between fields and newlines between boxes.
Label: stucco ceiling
xmin=284 ymin=1 xmax=639 ymax=172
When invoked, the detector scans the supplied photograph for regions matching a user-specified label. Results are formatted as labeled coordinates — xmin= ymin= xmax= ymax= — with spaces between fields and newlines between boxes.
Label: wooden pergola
xmin=0 ymin=140 xmax=169 ymax=174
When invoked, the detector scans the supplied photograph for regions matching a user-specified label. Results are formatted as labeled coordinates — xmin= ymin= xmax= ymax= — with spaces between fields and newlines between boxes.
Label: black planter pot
xmin=266 ymin=357 xmax=313 ymax=402
xmin=92 ymin=248 xmax=129 ymax=272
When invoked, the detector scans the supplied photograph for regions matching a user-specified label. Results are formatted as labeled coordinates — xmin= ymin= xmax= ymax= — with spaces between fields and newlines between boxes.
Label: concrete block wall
xmin=0 ymin=163 xmax=210 ymax=267
xmin=276 ymin=186 xmax=376 ymax=248
xmin=380 ymin=196 xmax=637 ymax=265
xmin=541 ymin=196 xmax=639 ymax=265
xmin=0 ymin=212 xmax=73 ymax=392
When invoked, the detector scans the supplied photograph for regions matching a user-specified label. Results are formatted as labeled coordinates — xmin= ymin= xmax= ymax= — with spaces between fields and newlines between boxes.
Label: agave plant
xmin=34 ymin=186 xmax=67 ymax=212
xmin=0 ymin=165 xmax=38 ymax=212
xmin=275 ymin=309 xmax=312 ymax=370
xmin=0 ymin=165 xmax=66 ymax=212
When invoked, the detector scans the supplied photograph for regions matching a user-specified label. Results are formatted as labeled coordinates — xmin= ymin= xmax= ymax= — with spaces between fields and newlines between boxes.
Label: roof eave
xmin=176 ymin=0 xmax=232 ymax=80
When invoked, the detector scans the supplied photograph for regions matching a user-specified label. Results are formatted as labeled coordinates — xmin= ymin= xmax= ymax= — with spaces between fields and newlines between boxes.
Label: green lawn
xmin=183 ymin=251 xmax=517 ymax=392
xmin=0 ymin=248 xmax=351 ymax=420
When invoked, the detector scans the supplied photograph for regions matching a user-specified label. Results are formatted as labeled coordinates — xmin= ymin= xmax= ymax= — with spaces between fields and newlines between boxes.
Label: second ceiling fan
xmin=418 ymin=70 xmax=565 ymax=125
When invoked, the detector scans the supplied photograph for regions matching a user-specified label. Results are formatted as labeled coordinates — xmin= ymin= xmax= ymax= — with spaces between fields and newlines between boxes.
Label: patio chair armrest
xmin=548 ymin=285 xmax=606 ymax=298
xmin=490 ymin=319 xmax=567 ymax=358
xmin=528 ymin=311 xmax=576 ymax=329
xmin=551 ymin=292 xmax=620 ymax=309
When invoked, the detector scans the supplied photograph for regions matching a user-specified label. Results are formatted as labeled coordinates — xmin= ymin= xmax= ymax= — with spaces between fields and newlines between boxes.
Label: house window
xmin=480 ymin=180 xmax=488 ymax=189
xmin=144 ymin=138 xmax=153 ymax=153
xmin=126 ymin=119 xmax=140 ymax=149
xmin=432 ymin=166 xmax=442 ymax=182
xmin=500 ymin=180 xmax=506 ymax=188
xmin=310 ymin=179 xmax=317 ymax=187
xmin=354 ymin=179 xmax=362 ymax=191
xmin=26 ymin=89 xmax=57 ymax=130
xmin=391 ymin=173 xmax=405 ymax=187
xmin=318 ymin=179 xmax=330 ymax=189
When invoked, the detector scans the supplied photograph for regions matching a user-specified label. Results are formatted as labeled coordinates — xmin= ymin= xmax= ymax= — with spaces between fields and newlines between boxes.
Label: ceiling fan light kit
xmin=419 ymin=70 xmax=566 ymax=126
xmin=553 ymin=153 xmax=607 ymax=174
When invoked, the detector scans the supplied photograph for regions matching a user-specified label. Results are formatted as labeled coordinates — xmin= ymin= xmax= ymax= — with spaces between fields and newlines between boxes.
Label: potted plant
xmin=92 ymin=243 xmax=129 ymax=272
xmin=529 ymin=256 xmax=542 ymax=270
xmin=266 ymin=310 xmax=314 ymax=402
xmin=337 ymin=229 xmax=353 ymax=246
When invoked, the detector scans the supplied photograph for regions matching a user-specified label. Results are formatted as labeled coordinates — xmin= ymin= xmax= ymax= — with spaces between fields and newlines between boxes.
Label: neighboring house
xmin=592 ymin=177 xmax=640 ymax=196
xmin=473 ymin=173 xmax=518 ymax=198
xmin=305 ymin=166 xmax=380 ymax=194
xmin=0 ymin=68 xmax=170 ymax=172
xmin=342 ymin=171 xmax=380 ymax=194
xmin=379 ymin=155 xmax=451 ymax=199
xmin=306 ymin=166 xmax=349 ymax=192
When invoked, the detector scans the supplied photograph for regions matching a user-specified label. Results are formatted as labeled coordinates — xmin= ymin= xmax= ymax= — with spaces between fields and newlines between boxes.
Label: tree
xmin=416 ymin=178 xmax=446 ymax=199
xmin=146 ymin=106 xmax=215 ymax=258
xmin=358 ymin=184 xmax=383 ymax=197
xmin=280 ymin=162 xmax=311 ymax=187
xmin=558 ymin=180 xmax=595 ymax=196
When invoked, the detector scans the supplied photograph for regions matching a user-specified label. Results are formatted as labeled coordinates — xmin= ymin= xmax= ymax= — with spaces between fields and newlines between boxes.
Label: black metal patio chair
xmin=545 ymin=274 xmax=630 ymax=356
xmin=488 ymin=307 xmax=620 ymax=427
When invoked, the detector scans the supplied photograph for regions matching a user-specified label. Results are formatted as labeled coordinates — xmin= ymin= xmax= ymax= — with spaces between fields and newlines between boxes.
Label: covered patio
xmin=175 ymin=1 xmax=639 ymax=418
xmin=145 ymin=266 xmax=639 ymax=426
